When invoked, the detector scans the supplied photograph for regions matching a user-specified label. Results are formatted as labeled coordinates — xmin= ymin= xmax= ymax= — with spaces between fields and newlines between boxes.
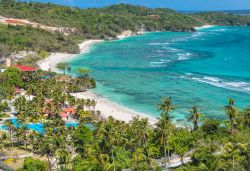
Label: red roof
xmin=63 ymin=107 xmax=76 ymax=114
xmin=13 ymin=65 xmax=37 ymax=72
xmin=60 ymin=112 xmax=69 ymax=118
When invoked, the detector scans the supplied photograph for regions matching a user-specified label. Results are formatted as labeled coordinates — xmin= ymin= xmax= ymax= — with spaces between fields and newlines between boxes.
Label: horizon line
xmin=18 ymin=1 xmax=250 ymax=12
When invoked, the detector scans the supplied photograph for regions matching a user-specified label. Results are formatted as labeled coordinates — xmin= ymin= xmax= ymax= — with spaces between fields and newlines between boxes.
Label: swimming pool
xmin=0 ymin=118 xmax=79 ymax=133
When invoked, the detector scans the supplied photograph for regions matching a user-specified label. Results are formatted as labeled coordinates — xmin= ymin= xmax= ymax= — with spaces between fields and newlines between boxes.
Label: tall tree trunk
xmin=24 ymin=130 xmax=27 ymax=150
xmin=56 ymin=158 xmax=59 ymax=171
xmin=10 ymin=129 xmax=13 ymax=148
xmin=233 ymin=156 xmax=235 ymax=171
xmin=164 ymin=137 xmax=168 ymax=171
xmin=111 ymin=147 xmax=116 ymax=171
xmin=47 ymin=154 xmax=52 ymax=171
xmin=194 ymin=119 xmax=198 ymax=131
xmin=231 ymin=120 xmax=234 ymax=134
xmin=181 ymin=156 xmax=184 ymax=166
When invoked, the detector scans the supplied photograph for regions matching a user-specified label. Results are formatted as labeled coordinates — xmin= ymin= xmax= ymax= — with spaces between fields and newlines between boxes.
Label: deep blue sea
xmin=69 ymin=26 xmax=250 ymax=121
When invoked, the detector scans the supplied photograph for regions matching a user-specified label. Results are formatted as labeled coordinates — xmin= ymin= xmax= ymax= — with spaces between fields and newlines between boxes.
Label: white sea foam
xmin=211 ymin=29 xmax=229 ymax=32
xmin=160 ymin=59 xmax=170 ymax=62
xmin=182 ymin=74 xmax=250 ymax=94
xmin=173 ymin=37 xmax=189 ymax=42
xmin=149 ymin=59 xmax=172 ymax=67
xmin=203 ymin=76 xmax=220 ymax=82
xmin=224 ymin=81 xmax=249 ymax=87
xmin=169 ymin=48 xmax=179 ymax=52
xmin=172 ymin=32 xmax=205 ymax=42
xmin=150 ymin=61 xmax=166 ymax=64
xmin=244 ymin=87 xmax=250 ymax=91
xmin=162 ymin=46 xmax=179 ymax=51
xmin=185 ymin=73 xmax=193 ymax=76
xmin=191 ymin=32 xmax=205 ymax=38
xmin=148 ymin=42 xmax=161 ymax=45
xmin=156 ymin=50 xmax=165 ymax=53
xmin=177 ymin=53 xmax=192 ymax=61
xmin=178 ymin=56 xmax=188 ymax=61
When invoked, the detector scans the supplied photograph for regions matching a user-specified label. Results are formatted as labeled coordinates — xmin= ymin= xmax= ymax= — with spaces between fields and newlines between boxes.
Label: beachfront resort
xmin=0 ymin=0 xmax=250 ymax=171
xmin=0 ymin=57 xmax=249 ymax=171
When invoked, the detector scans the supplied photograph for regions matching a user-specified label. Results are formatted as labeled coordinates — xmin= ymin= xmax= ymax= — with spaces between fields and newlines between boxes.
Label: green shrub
xmin=19 ymin=157 xmax=47 ymax=171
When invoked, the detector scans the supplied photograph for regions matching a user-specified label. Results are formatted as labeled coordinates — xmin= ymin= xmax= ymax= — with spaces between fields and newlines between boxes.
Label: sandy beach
xmin=72 ymin=91 xmax=158 ymax=124
xmin=37 ymin=40 xmax=103 ymax=72
xmin=37 ymin=39 xmax=158 ymax=124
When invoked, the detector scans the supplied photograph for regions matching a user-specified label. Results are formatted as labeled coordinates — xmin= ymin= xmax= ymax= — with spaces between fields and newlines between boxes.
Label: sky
xmin=22 ymin=0 xmax=250 ymax=11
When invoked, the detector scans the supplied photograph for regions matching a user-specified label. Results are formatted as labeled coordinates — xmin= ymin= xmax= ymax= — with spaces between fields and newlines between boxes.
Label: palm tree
xmin=132 ymin=148 xmax=147 ymax=170
xmin=158 ymin=97 xmax=175 ymax=122
xmin=188 ymin=106 xmax=203 ymax=131
xmin=221 ymin=142 xmax=247 ymax=170
xmin=241 ymin=107 xmax=250 ymax=128
xmin=67 ymin=66 xmax=71 ymax=75
xmin=198 ymin=157 xmax=224 ymax=171
xmin=0 ymin=101 xmax=8 ymax=114
xmin=78 ymin=110 xmax=93 ymax=123
xmin=37 ymin=136 xmax=56 ymax=170
xmin=26 ymin=83 xmax=33 ymax=100
xmin=0 ymin=133 xmax=8 ymax=152
xmin=14 ymin=95 xmax=28 ymax=113
xmin=5 ymin=120 xmax=14 ymax=148
xmin=144 ymin=145 xmax=157 ymax=170
xmin=56 ymin=62 xmax=70 ymax=75
xmin=56 ymin=149 xmax=70 ymax=170
xmin=224 ymin=98 xmax=237 ymax=134
xmin=76 ymin=68 xmax=90 ymax=78
xmin=76 ymin=98 xmax=85 ymax=111
xmin=19 ymin=125 xmax=29 ymax=150
xmin=131 ymin=117 xmax=151 ymax=148
xmin=157 ymin=97 xmax=175 ymax=171
xmin=97 ymin=118 xmax=118 ymax=171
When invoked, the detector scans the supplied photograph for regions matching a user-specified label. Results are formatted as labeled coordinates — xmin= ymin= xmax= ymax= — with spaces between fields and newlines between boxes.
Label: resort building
xmin=13 ymin=65 xmax=37 ymax=72
xmin=61 ymin=107 xmax=76 ymax=120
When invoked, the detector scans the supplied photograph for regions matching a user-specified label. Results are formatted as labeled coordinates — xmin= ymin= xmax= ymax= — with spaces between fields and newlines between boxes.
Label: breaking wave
xmin=182 ymin=73 xmax=250 ymax=94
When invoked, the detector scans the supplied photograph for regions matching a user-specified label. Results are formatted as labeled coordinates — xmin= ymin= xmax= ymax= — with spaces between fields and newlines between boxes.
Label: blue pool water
xmin=69 ymin=26 xmax=250 ymax=120
xmin=0 ymin=119 xmax=79 ymax=133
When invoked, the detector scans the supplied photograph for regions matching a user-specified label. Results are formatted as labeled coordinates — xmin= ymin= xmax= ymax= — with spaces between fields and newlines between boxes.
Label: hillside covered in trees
xmin=0 ymin=0 xmax=250 ymax=54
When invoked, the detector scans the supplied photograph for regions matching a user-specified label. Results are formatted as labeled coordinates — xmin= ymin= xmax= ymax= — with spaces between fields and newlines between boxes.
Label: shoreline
xmin=37 ymin=38 xmax=158 ymax=124
xmin=37 ymin=40 xmax=103 ymax=72
xmin=194 ymin=25 xmax=216 ymax=30
xmin=37 ymin=25 xmax=215 ymax=124
xmin=72 ymin=91 xmax=158 ymax=124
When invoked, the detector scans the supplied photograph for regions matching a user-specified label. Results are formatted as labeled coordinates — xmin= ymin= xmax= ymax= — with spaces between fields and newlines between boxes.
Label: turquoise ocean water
xmin=69 ymin=26 xmax=250 ymax=121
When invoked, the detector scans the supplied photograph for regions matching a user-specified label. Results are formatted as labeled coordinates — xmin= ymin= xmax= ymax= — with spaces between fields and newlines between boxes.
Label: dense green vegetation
xmin=0 ymin=24 xmax=80 ymax=54
xmin=1 ymin=1 xmax=250 ymax=33
xmin=0 ymin=66 xmax=95 ymax=100
xmin=0 ymin=68 xmax=249 ymax=170
xmin=0 ymin=1 xmax=250 ymax=56
xmin=0 ymin=1 xmax=250 ymax=170
xmin=20 ymin=157 xmax=47 ymax=171
xmin=195 ymin=12 xmax=250 ymax=26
